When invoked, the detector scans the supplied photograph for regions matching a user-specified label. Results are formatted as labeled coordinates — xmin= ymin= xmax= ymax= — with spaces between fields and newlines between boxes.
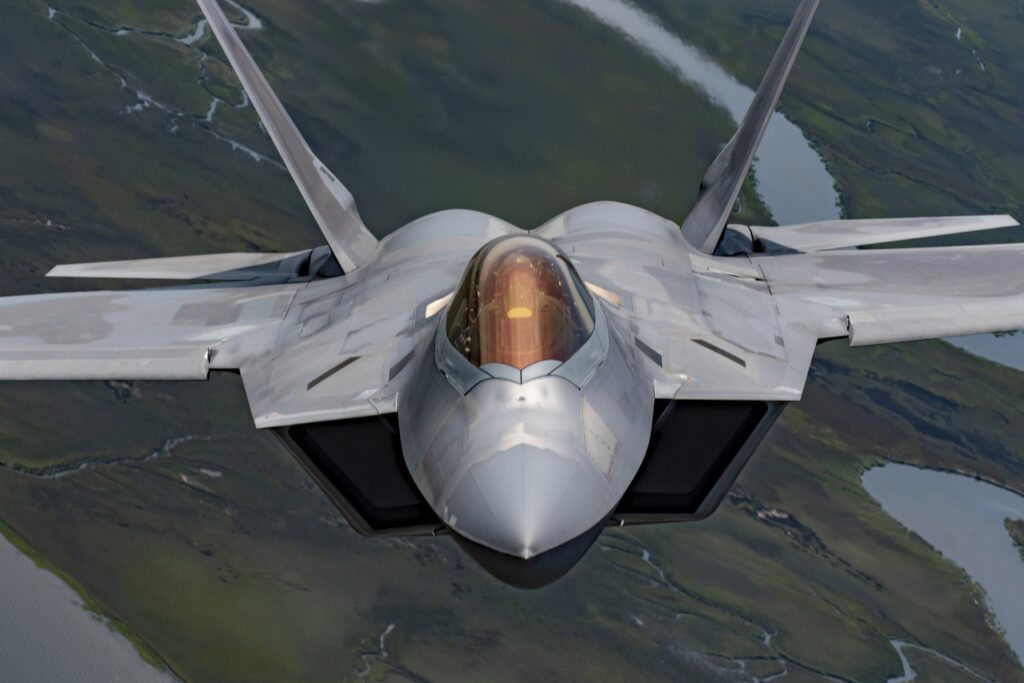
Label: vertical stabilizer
xmin=681 ymin=0 xmax=821 ymax=254
xmin=196 ymin=0 xmax=379 ymax=272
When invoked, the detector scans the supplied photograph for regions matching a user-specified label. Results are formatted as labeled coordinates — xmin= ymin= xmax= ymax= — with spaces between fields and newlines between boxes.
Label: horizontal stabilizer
xmin=730 ymin=214 xmax=1019 ymax=254
xmin=48 ymin=250 xmax=312 ymax=281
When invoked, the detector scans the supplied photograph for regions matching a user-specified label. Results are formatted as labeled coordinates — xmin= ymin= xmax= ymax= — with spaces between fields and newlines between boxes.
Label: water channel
xmin=0 ymin=533 xmax=176 ymax=683
xmin=562 ymin=0 xmax=842 ymax=226
xmin=568 ymin=0 xmax=1023 ymax=373
xmin=863 ymin=463 xmax=1024 ymax=663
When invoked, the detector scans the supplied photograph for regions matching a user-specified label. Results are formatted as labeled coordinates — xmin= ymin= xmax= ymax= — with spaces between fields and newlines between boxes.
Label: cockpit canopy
xmin=446 ymin=236 xmax=596 ymax=371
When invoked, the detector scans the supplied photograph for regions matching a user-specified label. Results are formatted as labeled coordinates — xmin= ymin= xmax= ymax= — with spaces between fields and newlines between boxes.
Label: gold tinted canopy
xmin=446 ymin=237 xmax=596 ymax=370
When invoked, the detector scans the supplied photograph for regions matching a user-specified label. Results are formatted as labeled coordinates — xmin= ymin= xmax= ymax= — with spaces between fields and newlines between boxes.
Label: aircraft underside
xmin=274 ymin=400 xmax=785 ymax=587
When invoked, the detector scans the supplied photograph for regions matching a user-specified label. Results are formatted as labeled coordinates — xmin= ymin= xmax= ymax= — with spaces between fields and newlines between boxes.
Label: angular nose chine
xmin=430 ymin=377 xmax=616 ymax=560
xmin=444 ymin=441 xmax=608 ymax=559
xmin=399 ymin=285 xmax=656 ymax=586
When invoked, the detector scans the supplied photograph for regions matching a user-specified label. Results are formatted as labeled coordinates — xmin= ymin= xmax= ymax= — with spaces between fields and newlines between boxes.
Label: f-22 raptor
xmin=2 ymin=0 xmax=1020 ymax=587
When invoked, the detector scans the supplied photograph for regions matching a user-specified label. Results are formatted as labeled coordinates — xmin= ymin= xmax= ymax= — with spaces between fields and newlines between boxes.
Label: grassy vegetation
xmin=901 ymin=646 xmax=987 ymax=683
xmin=4 ymin=346 xmax=1021 ymax=682
xmin=640 ymin=0 xmax=1024 ymax=238
xmin=1008 ymin=519 xmax=1024 ymax=563
xmin=0 ymin=517 xmax=172 ymax=673
xmin=0 ymin=0 xmax=1023 ymax=681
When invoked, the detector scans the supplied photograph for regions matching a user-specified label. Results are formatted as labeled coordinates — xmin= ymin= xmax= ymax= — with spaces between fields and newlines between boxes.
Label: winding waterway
xmin=566 ymin=0 xmax=1023 ymax=369
xmin=561 ymin=0 xmax=842 ymax=225
xmin=0 ymin=533 xmax=176 ymax=682
xmin=863 ymin=463 xmax=1024 ymax=663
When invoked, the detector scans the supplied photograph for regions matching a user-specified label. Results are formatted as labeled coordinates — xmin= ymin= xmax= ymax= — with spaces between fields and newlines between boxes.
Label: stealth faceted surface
xmin=2 ymin=0 xmax=1024 ymax=678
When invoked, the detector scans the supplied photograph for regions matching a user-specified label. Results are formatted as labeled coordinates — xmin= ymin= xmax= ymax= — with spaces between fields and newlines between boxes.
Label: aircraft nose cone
xmin=404 ymin=373 xmax=649 ymax=583
xmin=443 ymin=441 xmax=610 ymax=560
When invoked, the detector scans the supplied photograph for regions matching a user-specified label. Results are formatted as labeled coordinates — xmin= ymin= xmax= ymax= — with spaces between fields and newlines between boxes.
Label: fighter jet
xmin=2 ymin=0 xmax=1020 ymax=588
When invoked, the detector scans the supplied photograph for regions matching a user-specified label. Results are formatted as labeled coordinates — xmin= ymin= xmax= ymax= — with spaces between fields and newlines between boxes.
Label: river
xmin=863 ymin=463 xmax=1024 ymax=663
xmin=561 ymin=0 xmax=842 ymax=226
xmin=566 ymin=0 xmax=1023 ymax=371
xmin=0 ymin=533 xmax=176 ymax=682
xmin=948 ymin=334 xmax=1024 ymax=373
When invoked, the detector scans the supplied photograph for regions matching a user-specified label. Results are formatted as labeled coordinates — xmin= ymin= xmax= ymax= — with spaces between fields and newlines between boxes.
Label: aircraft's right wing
xmin=0 ymin=284 xmax=300 ymax=380
xmin=196 ymin=0 xmax=378 ymax=272
xmin=681 ymin=0 xmax=820 ymax=254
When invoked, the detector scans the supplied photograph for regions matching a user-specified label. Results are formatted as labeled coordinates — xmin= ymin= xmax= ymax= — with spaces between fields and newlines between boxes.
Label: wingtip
xmin=988 ymin=214 xmax=1020 ymax=229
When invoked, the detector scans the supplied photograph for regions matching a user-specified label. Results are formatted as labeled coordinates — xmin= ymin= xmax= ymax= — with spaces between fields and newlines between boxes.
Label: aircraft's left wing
xmin=760 ymin=243 xmax=1024 ymax=346
xmin=723 ymin=215 xmax=1018 ymax=254
xmin=548 ymin=202 xmax=1023 ymax=405
xmin=0 ymin=285 xmax=299 ymax=380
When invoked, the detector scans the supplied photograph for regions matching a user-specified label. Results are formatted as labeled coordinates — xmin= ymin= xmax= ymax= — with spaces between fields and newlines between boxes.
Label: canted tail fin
xmin=681 ymin=0 xmax=820 ymax=254
xmin=195 ymin=0 xmax=379 ymax=272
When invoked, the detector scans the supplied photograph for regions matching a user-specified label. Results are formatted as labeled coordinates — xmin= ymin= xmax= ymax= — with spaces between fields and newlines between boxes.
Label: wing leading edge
xmin=195 ymin=0 xmax=378 ymax=272
xmin=47 ymin=250 xmax=312 ymax=282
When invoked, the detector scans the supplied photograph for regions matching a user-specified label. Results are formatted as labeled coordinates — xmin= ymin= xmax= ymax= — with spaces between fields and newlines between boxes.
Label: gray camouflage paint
xmin=0 ymin=0 xmax=1020 ymax=568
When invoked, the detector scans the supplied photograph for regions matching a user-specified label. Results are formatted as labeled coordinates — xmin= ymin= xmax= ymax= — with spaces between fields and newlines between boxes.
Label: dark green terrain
xmin=0 ymin=0 xmax=1022 ymax=681
xmin=1010 ymin=519 xmax=1024 ymax=563
xmin=643 ymin=0 xmax=1024 ymax=232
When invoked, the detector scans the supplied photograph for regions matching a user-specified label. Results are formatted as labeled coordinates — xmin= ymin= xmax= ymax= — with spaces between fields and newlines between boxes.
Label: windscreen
xmin=446 ymin=237 xmax=596 ymax=370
